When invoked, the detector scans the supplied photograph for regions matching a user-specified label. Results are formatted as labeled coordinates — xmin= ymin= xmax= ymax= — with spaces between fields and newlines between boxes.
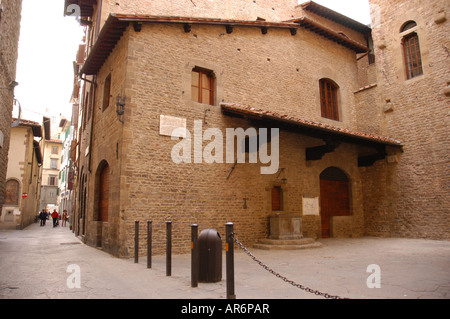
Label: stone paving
xmin=0 ymin=222 xmax=449 ymax=299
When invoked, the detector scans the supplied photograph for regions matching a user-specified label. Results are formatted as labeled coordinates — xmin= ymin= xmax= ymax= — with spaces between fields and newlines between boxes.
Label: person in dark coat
xmin=39 ymin=210 xmax=46 ymax=226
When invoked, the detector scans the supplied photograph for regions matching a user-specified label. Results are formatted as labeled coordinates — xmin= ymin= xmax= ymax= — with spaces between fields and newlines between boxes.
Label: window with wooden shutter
xmin=319 ymin=79 xmax=339 ymax=121
xmin=191 ymin=67 xmax=214 ymax=105
xmin=271 ymin=186 xmax=282 ymax=211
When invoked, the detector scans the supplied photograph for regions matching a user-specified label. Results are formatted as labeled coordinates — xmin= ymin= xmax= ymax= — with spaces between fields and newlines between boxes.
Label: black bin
xmin=198 ymin=228 xmax=222 ymax=282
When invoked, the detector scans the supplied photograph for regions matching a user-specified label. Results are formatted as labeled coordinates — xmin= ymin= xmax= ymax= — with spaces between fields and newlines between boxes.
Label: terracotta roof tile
xmin=220 ymin=102 xmax=402 ymax=147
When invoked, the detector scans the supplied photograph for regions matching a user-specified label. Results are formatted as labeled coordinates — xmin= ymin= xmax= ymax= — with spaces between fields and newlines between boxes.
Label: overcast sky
xmin=13 ymin=0 xmax=371 ymax=127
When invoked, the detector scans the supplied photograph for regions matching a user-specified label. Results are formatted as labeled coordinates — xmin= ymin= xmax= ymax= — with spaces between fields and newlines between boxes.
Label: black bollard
xmin=134 ymin=220 xmax=139 ymax=263
xmin=166 ymin=221 xmax=172 ymax=276
xmin=191 ymin=224 xmax=199 ymax=288
xmin=147 ymin=220 xmax=152 ymax=269
xmin=226 ymin=222 xmax=236 ymax=299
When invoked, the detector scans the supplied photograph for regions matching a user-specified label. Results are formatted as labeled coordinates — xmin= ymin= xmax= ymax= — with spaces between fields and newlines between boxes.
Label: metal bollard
xmin=191 ymin=224 xmax=199 ymax=288
xmin=147 ymin=220 xmax=152 ymax=269
xmin=166 ymin=221 xmax=172 ymax=276
xmin=226 ymin=222 xmax=236 ymax=299
xmin=134 ymin=220 xmax=139 ymax=263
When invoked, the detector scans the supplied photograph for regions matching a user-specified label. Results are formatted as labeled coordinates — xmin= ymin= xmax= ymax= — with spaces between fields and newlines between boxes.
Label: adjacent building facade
xmin=1 ymin=118 xmax=42 ymax=229
xmin=65 ymin=0 xmax=449 ymax=258
xmin=58 ymin=118 xmax=75 ymax=218
xmin=39 ymin=137 xmax=62 ymax=213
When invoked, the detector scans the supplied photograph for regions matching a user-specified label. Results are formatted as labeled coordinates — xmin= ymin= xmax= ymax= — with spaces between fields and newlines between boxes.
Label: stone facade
xmin=0 ymin=0 xmax=23 ymax=212
xmin=70 ymin=0 xmax=449 ymax=258
xmin=361 ymin=0 xmax=450 ymax=239
xmin=1 ymin=121 xmax=42 ymax=229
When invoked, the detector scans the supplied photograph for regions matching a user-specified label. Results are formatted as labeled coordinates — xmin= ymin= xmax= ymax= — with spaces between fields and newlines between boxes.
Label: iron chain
xmin=231 ymin=233 xmax=348 ymax=299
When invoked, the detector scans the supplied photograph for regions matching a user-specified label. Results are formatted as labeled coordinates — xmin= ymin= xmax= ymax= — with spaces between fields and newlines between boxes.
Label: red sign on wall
xmin=22 ymin=193 xmax=28 ymax=198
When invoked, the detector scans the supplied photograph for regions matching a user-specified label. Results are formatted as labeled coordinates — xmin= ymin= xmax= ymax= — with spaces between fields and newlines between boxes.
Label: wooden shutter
xmin=320 ymin=79 xmax=339 ymax=121
xmin=271 ymin=187 xmax=281 ymax=211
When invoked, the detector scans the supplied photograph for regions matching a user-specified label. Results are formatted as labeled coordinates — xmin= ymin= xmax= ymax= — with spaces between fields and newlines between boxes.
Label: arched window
xmin=401 ymin=21 xmax=423 ymax=79
xmin=319 ymin=79 xmax=339 ymax=121
xmin=5 ymin=179 xmax=20 ymax=205
xmin=400 ymin=21 xmax=417 ymax=32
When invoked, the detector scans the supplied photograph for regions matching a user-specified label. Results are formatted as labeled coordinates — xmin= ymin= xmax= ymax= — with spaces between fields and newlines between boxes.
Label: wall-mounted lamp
xmin=0 ymin=80 xmax=19 ymax=91
xmin=116 ymin=94 xmax=125 ymax=123
xmin=281 ymin=178 xmax=287 ymax=185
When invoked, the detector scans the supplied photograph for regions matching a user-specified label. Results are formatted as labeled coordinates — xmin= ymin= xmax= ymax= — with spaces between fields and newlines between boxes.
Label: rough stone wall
xmin=362 ymin=0 xmax=450 ymax=239
xmin=0 ymin=0 xmax=23 ymax=212
xmin=79 ymin=29 xmax=130 ymax=256
xmin=113 ymin=22 xmax=366 ymax=256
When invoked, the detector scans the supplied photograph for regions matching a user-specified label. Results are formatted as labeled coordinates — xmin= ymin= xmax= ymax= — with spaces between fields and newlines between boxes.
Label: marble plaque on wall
xmin=302 ymin=196 xmax=319 ymax=215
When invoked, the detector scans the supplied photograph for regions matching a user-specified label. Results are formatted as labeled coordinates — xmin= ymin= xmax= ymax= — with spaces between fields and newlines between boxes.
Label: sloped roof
xmin=220 ymin=102 xmax=402 ymax=148
xmin=12 ymin=118 xmax=42 ymax=138
xmin=299 ymin=1 xmax=371 ymax=34
xmin=80 ymin=13 xmax=368 ymax=75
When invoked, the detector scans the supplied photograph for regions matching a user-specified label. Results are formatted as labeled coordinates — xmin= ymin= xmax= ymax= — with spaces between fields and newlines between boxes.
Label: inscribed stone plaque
xmin=159 ymin=115 xmax=187 ymax=138
xmin=302 ymin=196 xmax=319 ymax=215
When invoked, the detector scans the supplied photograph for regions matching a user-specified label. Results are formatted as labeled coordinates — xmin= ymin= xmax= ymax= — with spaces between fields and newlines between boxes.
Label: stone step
xmin=253 ymin=238 xmax=323 ymax=250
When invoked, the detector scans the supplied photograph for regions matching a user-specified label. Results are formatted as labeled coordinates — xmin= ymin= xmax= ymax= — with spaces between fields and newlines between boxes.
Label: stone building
xmin=1 ymin=118 xmax=42 ymax=229
xmin=66 ymin=0 xmax=448 ymax=258
xmin=39 ymin=137 xmax=62 ymax=213
xmin=58 ymin=118 xmax=75 ymax=217
xmin=0 ymin=0 xmax=23 ymax=213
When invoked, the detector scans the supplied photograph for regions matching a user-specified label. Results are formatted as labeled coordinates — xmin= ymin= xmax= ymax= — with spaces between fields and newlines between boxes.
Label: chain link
xmin=231 ymin=233 xmax=348 ymax=299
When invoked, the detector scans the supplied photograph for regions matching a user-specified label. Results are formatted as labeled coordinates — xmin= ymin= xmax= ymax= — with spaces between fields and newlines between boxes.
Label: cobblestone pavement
xmin=0 ymin=222 xmax=449 ymax=300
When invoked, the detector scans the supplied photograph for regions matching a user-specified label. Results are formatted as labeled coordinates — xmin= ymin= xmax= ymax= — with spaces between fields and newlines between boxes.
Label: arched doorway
xmin=319 ymin=167 xmax=351 ymax=238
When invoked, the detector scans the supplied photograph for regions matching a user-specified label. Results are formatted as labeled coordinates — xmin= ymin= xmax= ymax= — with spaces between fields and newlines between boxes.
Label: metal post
xmin=134 ymin=220 xmax=139 ymax=263
xmin=166 ymin=221 xmax=172 ymax=276
xmin=191 ymin=224 xmax=199 ymax=287
xmin=226 ymin=222 xmax=236 ymax=299
xmin=147 ymin=220 xmax=152 ymax=269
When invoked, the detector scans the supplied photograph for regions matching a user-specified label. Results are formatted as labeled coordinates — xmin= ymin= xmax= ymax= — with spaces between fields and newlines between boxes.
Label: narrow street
xmin=1 ymin=221 xmax=449 ymax=300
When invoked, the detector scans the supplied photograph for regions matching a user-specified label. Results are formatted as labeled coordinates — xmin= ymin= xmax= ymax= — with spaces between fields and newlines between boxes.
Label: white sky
xmin=13 ymin=0 xmax=370 ymax=126
xmin=14 ymin=0 xmax=84 ymax=126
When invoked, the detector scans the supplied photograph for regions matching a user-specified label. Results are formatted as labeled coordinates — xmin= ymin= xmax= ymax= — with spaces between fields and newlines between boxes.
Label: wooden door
xmin=98 ymin=164 xmax=110 ymax=222
xmin=320 ymin=167 xmax=350 ymax=238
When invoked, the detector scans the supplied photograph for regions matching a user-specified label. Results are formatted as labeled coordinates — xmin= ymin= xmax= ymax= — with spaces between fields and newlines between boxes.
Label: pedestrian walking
xmin=62 ymin=210 xmax=68 ymax=227
xmin=51 ymin=209 xmax=59 ymax=227
xmin=39 ymin=210 xmax=46 ymax=226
